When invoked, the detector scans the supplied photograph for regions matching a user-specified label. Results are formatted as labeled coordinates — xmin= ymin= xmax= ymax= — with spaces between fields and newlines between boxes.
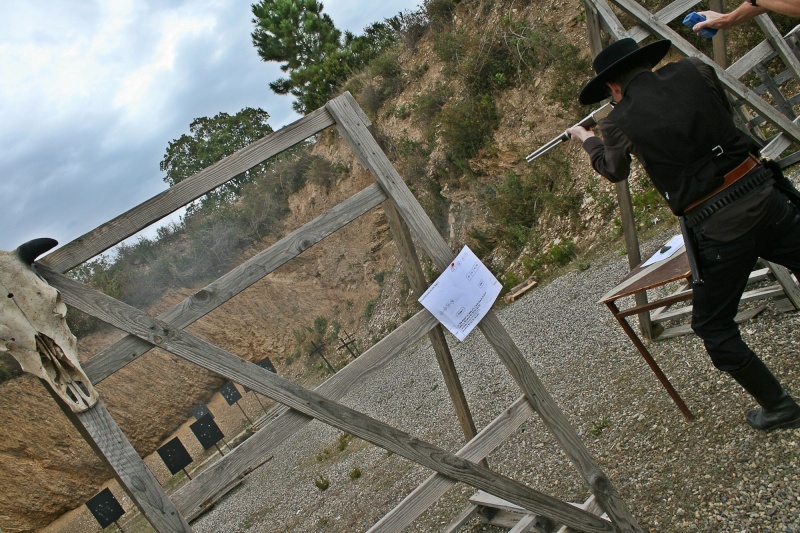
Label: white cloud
xmin=112 ymin=10 xmax=216 ymax=123
xmin=0 ymin=0 xmax=419 ymax=252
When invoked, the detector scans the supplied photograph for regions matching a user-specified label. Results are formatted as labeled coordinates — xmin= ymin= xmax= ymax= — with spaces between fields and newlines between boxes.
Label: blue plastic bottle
xmin=683 ymin=12 xmax=718 ymax=39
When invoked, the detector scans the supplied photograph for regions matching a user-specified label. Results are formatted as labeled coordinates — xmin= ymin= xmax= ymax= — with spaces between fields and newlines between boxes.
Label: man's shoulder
xmin=659 ymin=57 xmax=705 ymax=70
xmin=656 ymin=57 xmax=714 ymax=79
xmin=684 ymin=56 xmax=708 ymax=69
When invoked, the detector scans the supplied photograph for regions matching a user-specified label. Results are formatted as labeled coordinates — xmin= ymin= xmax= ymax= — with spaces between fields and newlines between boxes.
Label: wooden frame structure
xmin=17 ymin=92 xmax=644 ymax=531
xmin=583 ymin=0 xmax=800 ymax=339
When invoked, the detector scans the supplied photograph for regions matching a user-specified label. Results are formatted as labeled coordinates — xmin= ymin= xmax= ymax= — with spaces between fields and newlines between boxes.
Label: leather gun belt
xmin=683 ymin=156 xmax=772 ymax=228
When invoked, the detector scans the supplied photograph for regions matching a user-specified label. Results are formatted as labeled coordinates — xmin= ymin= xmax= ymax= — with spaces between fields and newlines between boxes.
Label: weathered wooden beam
xmin=82 ymin=183 xmax=387 ymax=383
xmin=171 ymin=309 xmax=439 ymax=520
xmin=38 ymin=266 xmax=615 ymax=533
xmin=754 ymin=64 xmax=796 ymax=118
xmin=509 ymin=513 xmax=540 ymax=533
xmin=441 ymin=503 xmax=480 ymax=533
xmin=40 ymin=105 xmax=337 ymax=274
xmin=476 ymin=312 xmax=642 ymax=532
xmin=46 ymin=387 xmax=192 ymax=532
xmin=327 ymin=93 xmax=455 ymax=273
xmin=764 ymin=261 xmax=800 ymax=309
xmin=755 ymin=15 xmax=800 ymax=85
xmin=614 ymin=181 xmax=653 ymax=339
xmin=587 ymin=0 xmax=628 ymax=40
xmin=624 ymin=0 xmax=701 ymax=42
xmin=325 ymin=93 xmax=641 ymax=532
xmin=726 ymin=35 xmax=781 ymax=78
xmin=583 ymin=0 xmax=605 ymax=56
xmin=369 ymin=396 xmax=534 ymax=532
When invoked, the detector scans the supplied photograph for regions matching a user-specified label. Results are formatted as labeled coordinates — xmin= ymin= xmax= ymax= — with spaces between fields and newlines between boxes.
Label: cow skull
xmin=0 ymin=238 xmax=98 ymax=412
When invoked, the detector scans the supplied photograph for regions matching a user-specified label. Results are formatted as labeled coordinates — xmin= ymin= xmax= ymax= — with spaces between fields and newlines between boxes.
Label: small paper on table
xmin=642 ymin=234 xmax=684 ymax=266
xmin=418 ymin=245 xmax=502 ymax=341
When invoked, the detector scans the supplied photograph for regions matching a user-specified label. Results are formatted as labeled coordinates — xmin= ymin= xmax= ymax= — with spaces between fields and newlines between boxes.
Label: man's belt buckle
xmin=712 ymin=145 xmax=724 ymax=157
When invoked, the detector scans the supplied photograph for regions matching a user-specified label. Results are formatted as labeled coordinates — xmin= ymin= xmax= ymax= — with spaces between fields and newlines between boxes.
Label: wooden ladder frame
xmin=26 ymin=92 xmax=643 ymax=531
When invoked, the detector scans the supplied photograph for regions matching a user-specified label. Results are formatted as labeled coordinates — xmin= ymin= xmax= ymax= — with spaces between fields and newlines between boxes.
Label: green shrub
xmin=337 ymin=433 xmax=354 ymax=452
xmin=467 ymin=226 xmax=495 ymax=259
xmin=502 ymin=271 xmax=524 ymax=293
xmin=547 ymin=239 xmax=576 ymax=266
xmin=471 ymin=152 xmax=580 ymax=261
xmin=314 ymin=474 xmax=330 ymax=491
xmin=364 ymin=299 xmax=377 ymax=320
xmin=631 ymin=183 xmax=671 ymax=230
xmin=386 ymin=8 xmax=429 ymax=49
xmin=432 ymin=27 xmax=466 ymax=68
xmin=424 ymin=0 xmax=458 ymax=28
xmin=438 ymin=94 xmax=499 ymax=165
xmin=412 ymin=84 xmax=452 ymax=127
xmin=389 ymin=137 xmax=430 ymax=185
xmin=418 ymin=174 xmax=450 ymax=236
xmin=585 ymin=175 xmax=619 ymax=218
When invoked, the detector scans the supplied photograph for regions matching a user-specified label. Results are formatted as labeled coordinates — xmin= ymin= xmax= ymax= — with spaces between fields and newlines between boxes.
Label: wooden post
xmin=709 ymin=0 xmax=728 ymax=68
xmin=382 ymin=200 xmax=482 ymax=453
xmin=615 ymin=181 xmax=653 ymax=339
xmin=578 ymin=8 xmax=652 ymax=339
xmin=583 ymin=0 xmax=605 ymax=56
xmin=45 ymin=388 xmax=192 ymax=532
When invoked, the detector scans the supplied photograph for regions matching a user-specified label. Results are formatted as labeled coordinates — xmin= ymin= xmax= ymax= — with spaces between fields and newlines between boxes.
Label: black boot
xmin=728 ymin=355 xmax=800 ymax=431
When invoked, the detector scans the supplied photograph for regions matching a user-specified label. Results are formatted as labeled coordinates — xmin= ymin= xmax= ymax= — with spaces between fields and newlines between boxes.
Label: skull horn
xmin=16 ymin=238 xmax=58 ymax=266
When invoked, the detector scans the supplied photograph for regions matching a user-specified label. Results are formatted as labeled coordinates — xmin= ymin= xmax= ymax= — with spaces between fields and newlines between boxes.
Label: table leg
xmin=606 ymin=302 xmax=695 ymax=420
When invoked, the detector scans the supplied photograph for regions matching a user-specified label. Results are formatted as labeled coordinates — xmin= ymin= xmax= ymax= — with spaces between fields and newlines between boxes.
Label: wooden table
xmin=599 ymin=246 xmax=696 ymax=420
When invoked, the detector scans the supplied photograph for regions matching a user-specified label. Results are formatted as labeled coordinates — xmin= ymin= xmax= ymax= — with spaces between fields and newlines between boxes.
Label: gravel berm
xmin=193 ymin=229 xmax=800 ymax=533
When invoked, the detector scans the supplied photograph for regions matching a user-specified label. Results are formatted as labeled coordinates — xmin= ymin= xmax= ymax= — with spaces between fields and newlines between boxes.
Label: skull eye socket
xmin=66 ymin=388 xmax=79 ymax=404
xmin=7 ymin=293 xmax=12 ymax=298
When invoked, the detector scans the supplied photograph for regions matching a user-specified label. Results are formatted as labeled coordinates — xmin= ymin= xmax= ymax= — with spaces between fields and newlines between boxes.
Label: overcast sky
xmin=0 ymin=0 xmax=416 ymax=253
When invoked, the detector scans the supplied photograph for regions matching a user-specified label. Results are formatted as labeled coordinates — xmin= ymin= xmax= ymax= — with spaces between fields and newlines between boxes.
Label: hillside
xmin=0 ymin=1 xmax=661 ymax=531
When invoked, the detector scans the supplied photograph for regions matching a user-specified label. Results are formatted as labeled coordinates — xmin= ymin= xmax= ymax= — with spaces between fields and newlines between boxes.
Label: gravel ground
xmin=191 ymin=229 xmax=800 ymax=533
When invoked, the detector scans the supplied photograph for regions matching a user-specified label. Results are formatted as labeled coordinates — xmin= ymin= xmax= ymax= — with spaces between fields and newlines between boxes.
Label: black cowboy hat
xmin=579 ymin=38 xmax=672 ymax=105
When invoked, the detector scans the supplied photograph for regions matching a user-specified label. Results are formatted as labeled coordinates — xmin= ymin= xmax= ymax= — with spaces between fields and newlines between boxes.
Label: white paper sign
xmin=418 ymin=245 xmax=502 ymax=341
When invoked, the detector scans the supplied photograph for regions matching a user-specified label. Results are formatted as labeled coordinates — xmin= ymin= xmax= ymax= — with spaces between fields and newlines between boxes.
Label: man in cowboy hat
xmin=567 ymin=38 xmax=800 ymax=431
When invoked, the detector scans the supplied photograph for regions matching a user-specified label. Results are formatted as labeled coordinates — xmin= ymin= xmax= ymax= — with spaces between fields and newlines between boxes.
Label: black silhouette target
xmin=189 ymin=412 xmax=225 ymax=450
xmin=256 ymin=356 xmax=277 ymax=373
xmin=192 ymin=403 xmax=212 ymax=420
xmin=220 ymin=382 xmax=242 ymax=405
xmin=85 ymin=487 xmax=125 ymax=528
xmin=156 ymin=437 xmax=193 ymax=476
